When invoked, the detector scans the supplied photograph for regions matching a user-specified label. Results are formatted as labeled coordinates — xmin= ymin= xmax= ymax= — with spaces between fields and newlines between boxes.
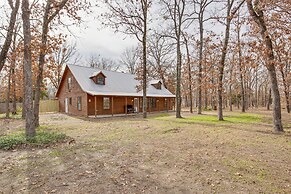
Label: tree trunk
xmin=261 ymin=86 xmax=266 ymax=107
xmin=11 ymin=67 xmax=17 ymax=115
xmin=247 ymin=0 xmax=283 ymax=132
xmin=22 ymin=0 xmax=36 ymax=137
xmin=268 ymin=66 xmax=283 ymax=131
xmin=11 ymin=25 xmax=18 ymax=115
xmin=267 ymin=87 xmax=271 ymax=110
xmin=279 ymin=65 xmax=290 ymax=113
xmin=22 ymin=65 xmax=26 ymax=119
xmin=211 ymin=75 xmax=216 ymax=110
xmin=142 ymin=3 xmax=148 ymax=119
xmin=197 ymin=17 xmax=203 ymax=114
xmin=158 ymin=65 xmax=167 ymax=89
xmin=33 ymin=1 xmax=51 ymax=128
xmin=34 ymin=0 xmax=70 ymax=126
xmin=0 ymin=0 xmax=20 ymax=73
xmin=172 ymin=0 xmax=183 ymax=118
xmin=176 ymin=38 xmax=182 ymax=118
xmin=229 ymin=84 xmax=232 ymax=111
xmin=184 ymin=35 xmax=193 ymax=113
xmin=255 ymin=67 xmax=258 ymax=108
xmin=237 ymin=23 xmax=246 ymax=112
xmin=5 ymin=70 xmax=11 ymax=118
xmin=217 ymin=17 xmax=231 ymax=121
xmin=246 ymin=82 xmax=250 ymax=109
xmin=204 ymin=87 xmax=208 ymax=110
xmin=218 ymin=0 xmax=244 ymax=120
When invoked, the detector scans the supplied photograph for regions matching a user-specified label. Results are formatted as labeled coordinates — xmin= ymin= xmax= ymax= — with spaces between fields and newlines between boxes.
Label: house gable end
xmin=56 ymin=65 xmax=86 ymax=98
xmin=56 ymin=66 xmax=69 ymax=98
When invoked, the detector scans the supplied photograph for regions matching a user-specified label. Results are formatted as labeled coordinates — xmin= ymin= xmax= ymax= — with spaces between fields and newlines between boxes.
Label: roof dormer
xmin=90 ymin=71 xmax=106 ymax=85
xmin=150 ymin=80 xmax=162 ymax=90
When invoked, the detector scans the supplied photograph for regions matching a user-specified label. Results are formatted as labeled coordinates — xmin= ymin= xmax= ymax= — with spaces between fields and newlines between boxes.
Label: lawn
xmin=0 ymin=110 xmax=290 ymax=193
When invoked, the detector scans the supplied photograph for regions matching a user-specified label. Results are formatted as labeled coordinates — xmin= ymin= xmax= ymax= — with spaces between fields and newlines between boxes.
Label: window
xmin=156 ymin=83 xmax=161 ymax=90
xmin=152 ymin=82 xmax=162 ymax=90
xmin=90 ymin=72 xmax=106 ymax=85
xmin=68 ymin=77 xmax=72 ymax=91
xmin=140 ymin=98 xmax=143 ymax=110
xmin=164 ymin=98 xmax=168 ymax=109
xmin=77 ymin=97 xmax=82 ymax=111
xmin=69 ymin=97 xmax=72 ymax=105
xmin=103 ymin=97 xmax=110 ymax=109
xmin=150 ymin=98 xmax=157 ymax=108
xmin=97 ymin=76 xmax=105 ymax=85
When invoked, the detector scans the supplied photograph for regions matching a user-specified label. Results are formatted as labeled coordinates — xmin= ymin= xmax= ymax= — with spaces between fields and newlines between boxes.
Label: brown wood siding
xmin=88 ymin=95 xmax=135 ymax=115
xmin=87 ymin=95 xmax=174 ymax=116
xmin=57 ymin=68 xmax=88 ymax=116
xmin=57 ymin=67 xmax=175 ymax=117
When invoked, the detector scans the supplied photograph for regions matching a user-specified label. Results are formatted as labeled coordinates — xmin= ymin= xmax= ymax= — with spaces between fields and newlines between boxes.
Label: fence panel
xmin=39 ymin=100 xmax=59 ymax=113
xmin=0 ymin=100 xmax=59 ymax=114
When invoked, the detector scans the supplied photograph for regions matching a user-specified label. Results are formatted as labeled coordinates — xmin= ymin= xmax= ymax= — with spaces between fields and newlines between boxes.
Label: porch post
xmin=173 ymin=98 xmax=176 ymax=111
xmin=111 ymin=96 xmax=114 ymax=116
xmin=150 ymin=97 xmax=152 ymax=113
xmin=94 ymin=96 xmax=97 ymax=117
xmin=125 ymin=97 xmax=128 ymax=114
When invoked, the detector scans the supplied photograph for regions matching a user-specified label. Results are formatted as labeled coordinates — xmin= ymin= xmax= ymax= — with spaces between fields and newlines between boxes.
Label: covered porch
xmin=87 ymin=94 xmax=174 ymax=117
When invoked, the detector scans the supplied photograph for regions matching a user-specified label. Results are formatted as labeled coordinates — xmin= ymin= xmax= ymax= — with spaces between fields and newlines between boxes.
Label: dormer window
xmin=155 ymin=83 xmax=161 ymax=90
xmin=90 ymin=71 xmax=106 ymax=85
xmin=97 ymin=76 xmax=105 ymax=85
xmin=151 ymin=80 xmax=162 ymax=90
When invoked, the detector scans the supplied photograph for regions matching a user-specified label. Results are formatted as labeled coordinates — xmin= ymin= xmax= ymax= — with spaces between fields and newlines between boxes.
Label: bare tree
xmin=0 ymin=0 xmax=20 ymax=73
xmin=183 ymin=33 xmax=193 ymax=113
xmin=161 ymin=0 xmax=191 ymax=118
xmin=148 ymin=33 xmax=175 ymax=89
xmin=120 ymin=46 xmax=140 ymax=74
xmin=5 ymin=68 xmax=11 ymax=118
xmin=33 ymin=0 xmax=90 ymax=127
xmin=247 ymin=0 xmax=283 ymax=132
xmin=103 ymin=0 xmax=151 ymax=118
xmin=4 ymin=23 xmax=19 ymax=117
xmin=273 ymin=35 xmax=290 ymax=113
xmin=47 ymin=42 xmax=80 ymax=90
xmin=10 ymin=25 xmax=20 ymax=115
xmin=88 ymin=54 xmax=120 ymax=71
xmin=235 ymin=12 xmax=246 ymax=112
xmin=217 ymin=0 xmax=245 ymax=121
xmin=22 ymin=0 xmax=35 ymax=137
xmin=193 ymin=0 xmax=215 ymax=114
xmin=279 ymin=58 xmax=290 ymax=113
xmin=33 ymin=0 xmax=71 ymax=128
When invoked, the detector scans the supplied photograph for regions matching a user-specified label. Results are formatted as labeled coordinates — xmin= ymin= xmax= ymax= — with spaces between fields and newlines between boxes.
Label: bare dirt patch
xmin=0 ymin=110 xmax=290 ymax=193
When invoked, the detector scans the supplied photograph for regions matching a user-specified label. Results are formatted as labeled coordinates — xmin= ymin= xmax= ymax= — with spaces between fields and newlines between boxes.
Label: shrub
xmin=0 ymin=134 xmax=26 ymax=150
xmin=0 ymin=131 xmax=68 ymax=150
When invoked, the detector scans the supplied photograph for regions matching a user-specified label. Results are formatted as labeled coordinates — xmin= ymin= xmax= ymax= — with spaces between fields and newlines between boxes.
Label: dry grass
xmin=0 ymin=109 xmax=290 ymax=193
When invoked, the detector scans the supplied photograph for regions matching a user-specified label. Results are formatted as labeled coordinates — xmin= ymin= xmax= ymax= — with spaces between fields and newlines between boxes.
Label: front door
xmin=134 ymin=98 xmax=139 ymax=112
xmin=65 ymin=98 xmax=69 ymax=113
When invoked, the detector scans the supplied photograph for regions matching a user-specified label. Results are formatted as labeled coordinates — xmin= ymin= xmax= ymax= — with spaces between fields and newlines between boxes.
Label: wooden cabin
xmin=56 ymin=65 xmax=175 ymax=117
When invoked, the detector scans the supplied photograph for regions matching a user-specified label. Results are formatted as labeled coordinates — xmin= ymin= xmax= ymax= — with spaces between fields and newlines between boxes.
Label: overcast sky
xmin=71 ymin=22 xmax=138 ymax=62
xmin=67 ymin=5 xmax=138 ymax=64
xmin=0 ymin=1 xmax=138 ymax=64
xmin=1 ymin=1 xmax=243 ymax=65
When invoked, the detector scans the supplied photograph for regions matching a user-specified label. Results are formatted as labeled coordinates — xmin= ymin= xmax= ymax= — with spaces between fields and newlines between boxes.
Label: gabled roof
xmin=149 ymin=80 xmax=162 ymax=85
xmin=59 ymin=64 xmax=175 ymax=97
xmin=90 ymin=70 xmax=106 ymax=78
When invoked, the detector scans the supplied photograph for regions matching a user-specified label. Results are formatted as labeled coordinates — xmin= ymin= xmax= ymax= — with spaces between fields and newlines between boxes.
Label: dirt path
xmin=0 ymin=110 xmax=290 ymax=193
